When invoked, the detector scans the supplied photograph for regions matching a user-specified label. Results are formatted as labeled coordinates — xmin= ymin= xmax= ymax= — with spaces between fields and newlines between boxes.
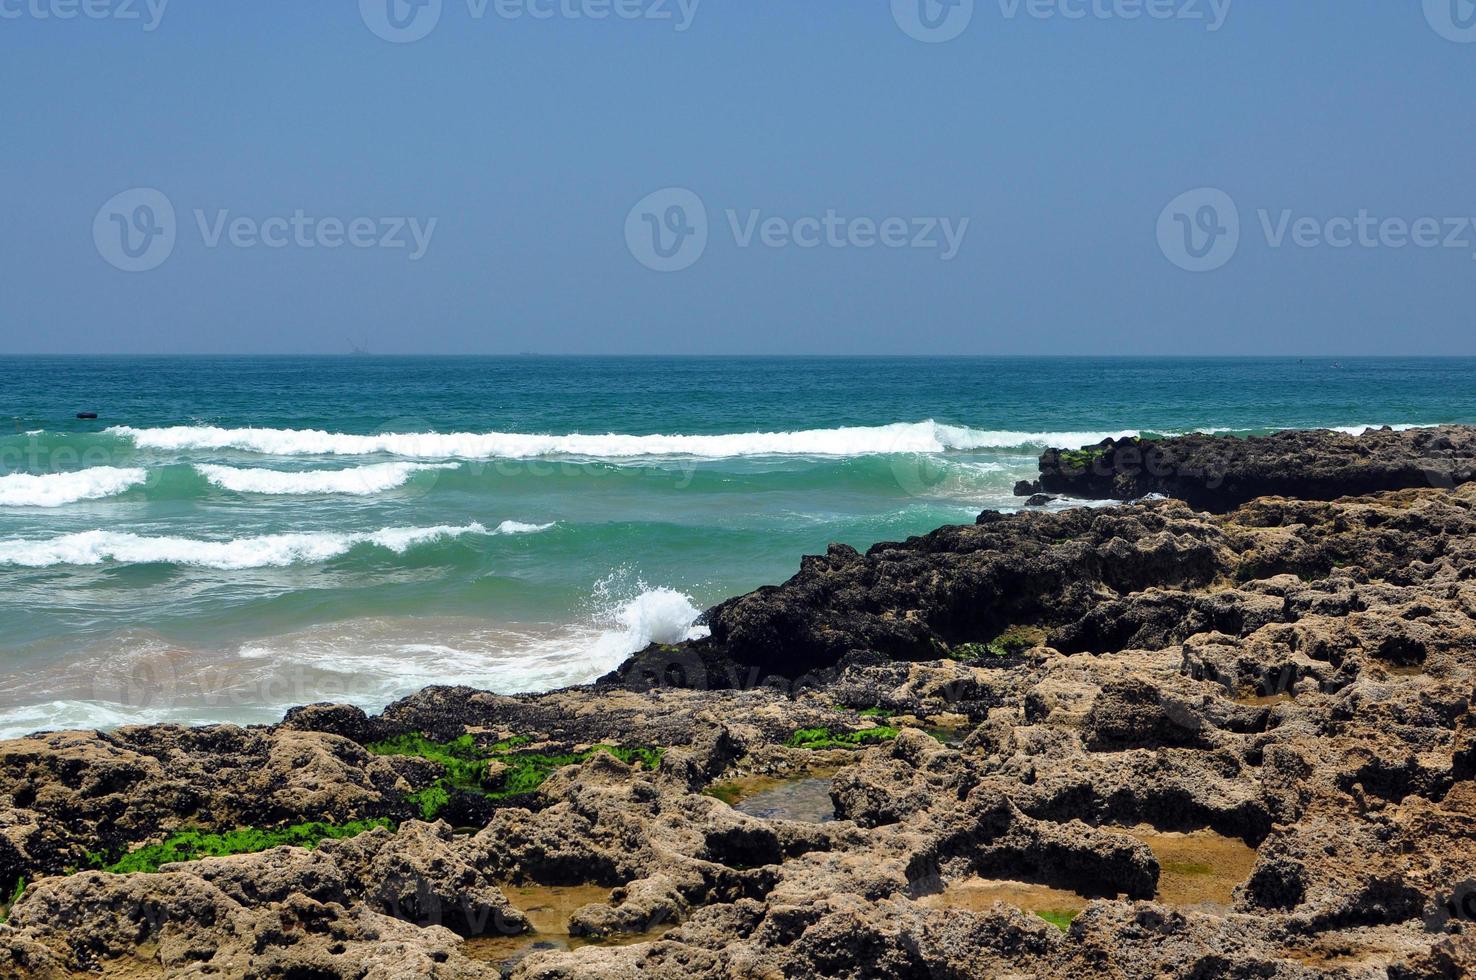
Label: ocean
xmin=1 ymin=355 xmax=1471 ymax=738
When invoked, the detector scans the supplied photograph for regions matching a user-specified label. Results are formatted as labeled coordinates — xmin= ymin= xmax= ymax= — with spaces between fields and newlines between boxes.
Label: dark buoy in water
xmin=76 ymin=412 xmax=98 ymax=420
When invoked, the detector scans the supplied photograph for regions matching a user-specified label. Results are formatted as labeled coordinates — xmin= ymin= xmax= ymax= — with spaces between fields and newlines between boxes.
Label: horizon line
xmin=4 ymin=353 xmax=1476 ymax=360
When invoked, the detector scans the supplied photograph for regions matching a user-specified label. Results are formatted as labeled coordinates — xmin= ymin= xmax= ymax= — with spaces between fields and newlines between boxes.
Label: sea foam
xmin=109 ymin=421 xmax=1144 ymax=459
xmin=0 ymin=700 xmax=188 ymax=740
xmin=223 ymin=586 xmax=705 ymax=718
xmin=0 ymin=522 xmax=543 ymax=569
xmin=196 ymin=462 xmax=457 ymax=495
xmin=0 ymin=467 xmax=147 ymax=507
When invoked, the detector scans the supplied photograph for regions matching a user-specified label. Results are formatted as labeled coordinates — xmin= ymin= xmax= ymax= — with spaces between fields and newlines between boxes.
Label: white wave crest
xmin=0 ymin=468 xmax=147 ymax=507
xmin=227 ymin=587 xmax=703 ymax=711
xmin=0 ymin=583 xmax=696 ymax=736
xmin=607 ymin=586 xmax=708 ymax=649
xmin=1196 ymin=423 xmax=1427 ymax=437
xmin=196 ymin=462 xmax=457 ymax=495
xmin=1326 ymin=424 xmax=1424 ymax=436
xmin=108 ymin=421 xmax=1148 ymax=459
xmin=0 ymin=523 xmax=499 ymax=569
xmin=495 ymin=520 xmax=555 ymax=535
xmin=0 ymin=700 xmax=188 ymax=740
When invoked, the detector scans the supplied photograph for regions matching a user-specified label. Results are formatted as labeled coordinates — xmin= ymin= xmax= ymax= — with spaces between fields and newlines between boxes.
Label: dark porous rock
xmin=3 ymin=479 xmax=1476 ymax=977
xmin=281 ymin=701 xmax=377 ymax=743
xmin=692 ymin=503 xmax=1227 ymax=679
xmin=1082 ymin=676 xmax=1214 ymax=750
xmin=1024 ymin=493 xmax=1056 ymax=507
xmin=322 ymin=821 xmax=530 ymax=937
xmin=1034 ymin=424 xmax=1476 ymax=511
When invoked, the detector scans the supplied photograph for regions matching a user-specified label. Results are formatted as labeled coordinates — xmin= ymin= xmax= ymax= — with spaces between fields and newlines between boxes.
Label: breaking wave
xmin=0 ymin=468 xmax=147 ymax=507
xmin=0 ymin=522 xmax=550 ymax=569
xmin=195 ymin=462 xmax=457 ymax=495
xmin=108 ymin=421 xmax=1145 ymax=460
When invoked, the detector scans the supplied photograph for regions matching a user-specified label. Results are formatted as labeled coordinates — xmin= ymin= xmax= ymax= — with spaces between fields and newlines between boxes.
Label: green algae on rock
xmin=0 ymin=877 xmax=23 ymax=923
xmin=85 ymin=819 xmax=394 ymax=875
xmin=784 ymin=726 xmax=899 ymax=750
xmin=951 ymin=625 xmax=1048 ymax=662
xmin=367 ymin=732 xmax=665 ymax=818
xmin=1035 ymin=909 xmax=1079 ymax=932
xmin=5 ymin=465 xmax=1476 ymax=977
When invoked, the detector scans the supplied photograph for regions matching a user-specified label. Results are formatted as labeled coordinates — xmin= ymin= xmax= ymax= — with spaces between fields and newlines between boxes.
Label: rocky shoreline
xmin=1014 ymin=425 xmax=1476 ymax=511
xmin=2 ymin=427 xmax=1475 ymax=978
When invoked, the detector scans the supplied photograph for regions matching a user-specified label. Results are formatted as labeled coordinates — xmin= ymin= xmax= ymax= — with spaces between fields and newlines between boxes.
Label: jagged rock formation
xmin=1015 ymin=425 xmax=1476 ymax=511
xmin=2 ymin=477 xmax=1475 ymax=977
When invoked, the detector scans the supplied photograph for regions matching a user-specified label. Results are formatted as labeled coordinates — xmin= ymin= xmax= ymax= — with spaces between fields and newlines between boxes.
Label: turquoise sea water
xmin=1 ymin=356 xmax=1472 ymax=736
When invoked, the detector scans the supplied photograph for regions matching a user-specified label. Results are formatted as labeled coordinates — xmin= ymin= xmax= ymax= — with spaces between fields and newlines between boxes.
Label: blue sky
xmin=2 ymin=1 xmax=1474 ymax=355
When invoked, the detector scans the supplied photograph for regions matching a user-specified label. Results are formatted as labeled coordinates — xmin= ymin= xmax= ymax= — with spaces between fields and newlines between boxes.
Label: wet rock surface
xmin=1019 ymin=424 xmax=1476 ymax=511
xmin=2 ymin=471 xmax=1476 ymax=976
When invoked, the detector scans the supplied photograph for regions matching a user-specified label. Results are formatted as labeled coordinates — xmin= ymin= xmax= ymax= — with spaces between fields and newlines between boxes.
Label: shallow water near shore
xmin=1234 ymin=691 xmax=1297 ymax=706
xmin=463 ymin=883 xmax=674 ymax=968
xmin=1128 ymin=826 xmax=1260 ymax=909
xmin=921 ymin=825 xmax=1259 ymax=922
xmin=731 ymin=776 xmax=839 ymax=823
xmin=915 ymin=877 xmax=1090 ymax=924
xmin=706 ymin=765 xmax=844 ymax=822
xmin=4 ymin=355 xmax=1474 ymax=735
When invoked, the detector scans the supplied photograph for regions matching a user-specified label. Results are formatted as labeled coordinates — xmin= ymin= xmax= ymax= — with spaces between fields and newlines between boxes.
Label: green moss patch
xmin=950 ymin=625 xmax=1047 ymax=662
xmin=368 ymin=733 xmax=663 ymax=819
xmin=1035 ymin=908 xmax=1079 ymax=932
xmin=1057 ymin=446 xmax=1108 ymax=471
xmin=785 ymin=726 xmax=899 ymax=750
xmin=85 ymin=819 xmax=393 ymax=875
xmin=370 ymin=733 xmax=498 ymax=791
xmin=495 ymin=746 xmax=663 ymax=799
xmin=0 ymin=876 xmax=23 ymax=922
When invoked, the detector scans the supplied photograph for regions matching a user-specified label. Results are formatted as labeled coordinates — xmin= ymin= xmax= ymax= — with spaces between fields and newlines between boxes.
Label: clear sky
xmin=3 ymin=1 xmax=1474 ymax=355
